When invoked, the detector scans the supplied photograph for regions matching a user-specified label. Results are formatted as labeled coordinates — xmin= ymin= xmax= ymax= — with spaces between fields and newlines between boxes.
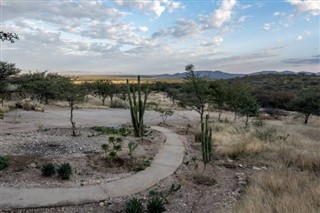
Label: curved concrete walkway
xmin=0 ymin=126 xmax=185 ymax=210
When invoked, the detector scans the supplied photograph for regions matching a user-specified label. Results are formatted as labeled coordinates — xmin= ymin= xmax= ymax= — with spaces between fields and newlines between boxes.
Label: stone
xmin=261 ymin=166 xmax=267 ymax=170
xmin=252 ymin=166 xmax=261 ymax=171
xmin=99 ymin=202 xmax=105 ymax=207
xmin=30 ymin=163 xmax=37 ymax=168
xmin=238 ymin=164 xmax=244 ymax=168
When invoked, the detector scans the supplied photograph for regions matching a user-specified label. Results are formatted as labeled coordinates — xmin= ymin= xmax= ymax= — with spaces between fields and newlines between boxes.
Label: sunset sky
xmin=1 ymin=0 xmax=319 ymax=74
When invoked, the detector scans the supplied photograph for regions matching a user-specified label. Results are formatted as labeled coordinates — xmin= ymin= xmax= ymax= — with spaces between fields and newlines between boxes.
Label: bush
xmin=147 ymin=196 xmax=166 ymax=213
xmin=57 ymin=163 xmax=72 ymax=180
xmin=41 ymin=163 xmax=56 ymax=177
xmin=0 ymin=156 xmax=9 ymax=170
xmin=124 ymin=197 xmax=144 ymax=213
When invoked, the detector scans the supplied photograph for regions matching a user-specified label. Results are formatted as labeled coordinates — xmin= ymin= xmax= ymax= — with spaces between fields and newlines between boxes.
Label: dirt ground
xmin=1 ymin=97 xmax=319 ymax=212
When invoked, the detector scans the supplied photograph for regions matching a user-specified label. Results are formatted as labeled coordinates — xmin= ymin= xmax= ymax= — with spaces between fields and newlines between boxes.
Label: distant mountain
xmin=148 ymin=70 xmax=244 ymax=79
xmin=146 ymin=70 xmax=319 ymax=80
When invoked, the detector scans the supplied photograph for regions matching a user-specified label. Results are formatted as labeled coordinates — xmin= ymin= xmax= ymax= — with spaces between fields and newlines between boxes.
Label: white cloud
xmin=201 ymin=36 xmax=224 ymax=46
xmin=263 ymin=23 xmax=271 ymax=30
xmin=297 ymin=35 xmax=303 ymax=40
xmin=138 ymin=26 xmax=149 ymax=32
xmin=209 ymin=0 xmax=237 ymax=28
xmin=273 ymin=11 xmax=286 ymax=16
xmin=287 ymin=0 xmax=320 ymax=15
xmin=238 ymin=16 xmax=247 ymax=22
xmin=114 ymin=0 xmax=183 ymax=17
xmin=305 ymin=30 xmax=311 ymax=35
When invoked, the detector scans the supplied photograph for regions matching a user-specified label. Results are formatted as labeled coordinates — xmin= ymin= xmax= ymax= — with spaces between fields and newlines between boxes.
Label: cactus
xmin=201 ymin=114 xmax=212 ymax=166
xmin=127 ymin=75 xmax=148 ymax=137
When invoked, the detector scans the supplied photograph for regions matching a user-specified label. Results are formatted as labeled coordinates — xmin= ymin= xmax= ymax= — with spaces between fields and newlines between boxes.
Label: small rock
xmin=261 ymin=166 xmax=267 ymax=170
xmin=99 ymin=202 xmax=104 ymax=207
xmin=227 ymin=158 xmax=234 ymax=163
xmin=253 ymin=166 xmax=261 ymax=171
xmin=238 ymin=164 xmax=244 ymax=168
xmin=30 ymin=163 xmax=37 ymax=168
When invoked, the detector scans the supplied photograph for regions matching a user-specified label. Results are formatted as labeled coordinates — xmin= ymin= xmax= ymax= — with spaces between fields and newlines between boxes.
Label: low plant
xmin=91 ymin=126 xmax=131 ymax=137
xmin=128 ymin=141 xmax=138 ymax=158
xmin=149 ymin=183 xmax=181 ymax=204
xmin=147 ymin=195 xmax=166 ymax=213
xmin=124 ymin=197 xmax=144 ymax=213
xmin=255 ymin=127 xmax=277 ymax=142
xmin=0 ymin=156 xmax=9 ymax=170
xmin=41 ymin=163 xmax=55 ymax=177
xmin=101 ymin=136 xmax=123 ymax=162
xmin=57 ymin=163 xmax=72 ymax=180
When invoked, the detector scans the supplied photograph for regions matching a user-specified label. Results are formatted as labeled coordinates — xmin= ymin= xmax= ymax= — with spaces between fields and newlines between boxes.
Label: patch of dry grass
xmin=232 ymin=171 xmax=320 ymax=213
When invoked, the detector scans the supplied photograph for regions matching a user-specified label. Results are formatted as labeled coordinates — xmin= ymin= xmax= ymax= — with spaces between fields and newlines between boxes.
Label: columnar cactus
xmin=201 ymin=114 xmax=212 ymax=165
xmin=126 ymin=75 xmax=148 ymax=137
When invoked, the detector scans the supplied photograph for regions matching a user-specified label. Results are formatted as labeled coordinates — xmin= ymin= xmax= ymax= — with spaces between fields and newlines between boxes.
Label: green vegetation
xmin=91 ymin=126 xmax=131 ymax=137
xmin=41 ymin=163 xmax=56 ymax=177
xmin=147 ymin=195 xmax=166 ymax=213
xmin=127 ymin=75 xmax=148 ymax=137
xmin=0 ymin=156 xmax=10 ymax=170
xmin=57 ymin=163 xmax=72 ymax=180
xmin=101 ymin=136 xmax=123 ymax=162
xmin=201 ymin=114 xmax=212 ymax=168
xmin=124 ymin=197 xmax=144 ymax=213
xmin=128 ymin=141 xmax=138 ymax=158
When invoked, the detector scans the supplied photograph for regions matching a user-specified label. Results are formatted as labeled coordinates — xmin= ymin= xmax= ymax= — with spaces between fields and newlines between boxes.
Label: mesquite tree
xmin=126 ymin=76 xmax=148 ymax=137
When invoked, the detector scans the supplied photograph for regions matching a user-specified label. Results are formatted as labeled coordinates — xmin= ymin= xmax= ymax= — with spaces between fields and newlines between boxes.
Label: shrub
xmin=57 ymin=163 xmax=72 ymax=180
xmin=124 ymin=197 xmax=144 ymax=213
xmin=41 ymin=163 xmax=55 ymax=177
xmin=101 ymin=136 xmax=123 ymax=162
xmin=147 ymin=196 xmax=166 ymax=213
xmin=0 ymin=156 xmax=9 ymax=170
xmin=255 ymin=127 xmax=277 ymax=142
xmin=128 ymin=141 xmax=138 ymax=158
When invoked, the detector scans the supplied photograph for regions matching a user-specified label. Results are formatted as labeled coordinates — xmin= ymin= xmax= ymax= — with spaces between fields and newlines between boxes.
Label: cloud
xmin=283 ymin=55 xmax=320 ymax=65
xmin=201 ymin=36 xmax=224 ymax=46
xmin=238 ymin=16 xmax=247 ymax=22
xmin=263 ymin=23 xmax=271 ymax=30
xmin=287 ymin=0 xmax=320 ymax=15
xmin=297 ymin=35 xmax=303 ymax=40
xmin=206 ymin=0 xmax=237 ymax=28
xmin=114 ymin=0 xmax=183 ymax=17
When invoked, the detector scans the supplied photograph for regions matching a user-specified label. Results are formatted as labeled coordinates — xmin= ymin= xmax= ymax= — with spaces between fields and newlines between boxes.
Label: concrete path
xmin=0 ymin=126 xmax=185 ymax=210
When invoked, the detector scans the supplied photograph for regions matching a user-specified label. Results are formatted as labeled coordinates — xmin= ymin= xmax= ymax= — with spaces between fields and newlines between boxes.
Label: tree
xmin=227 ymin=85 xmax=259 ymax=125
xmin=183 ymin=64 xmax=209 ymax=122
xmin=289 ymin=87 xmax=320 ymax=124
xmin=93 ymin=79 xmax=113 ymax=106
xmin=208 ymin=81 xmax=227 ymax=121
xmin=0 ymin=61 xmax=21 ymax=106
xmin=56 ymin=77 xmax=86 ymax=136
xmin=0 ymin=31 xmax=19 ymax=43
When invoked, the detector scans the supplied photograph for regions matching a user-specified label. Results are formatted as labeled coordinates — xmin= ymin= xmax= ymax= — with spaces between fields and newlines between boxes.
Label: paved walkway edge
xmin=0 ymin=126 xmax=185 ymax=209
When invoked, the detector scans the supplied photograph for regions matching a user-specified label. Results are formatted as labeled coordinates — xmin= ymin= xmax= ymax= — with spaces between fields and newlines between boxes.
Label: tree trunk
xmin=304 ymin=113 xmax=310 ymax=124
xmin=70 ymin=102 xmax=76 ymax=136
xmin=218 ymin=110 xmax=222 ymax=122
xmin=245 ymin=115 xmax=249 ymax=126
xmin=102 ymin=97 xmax=105 ymax=106
xmin=110 ymin=96 xmax=113 ymax=105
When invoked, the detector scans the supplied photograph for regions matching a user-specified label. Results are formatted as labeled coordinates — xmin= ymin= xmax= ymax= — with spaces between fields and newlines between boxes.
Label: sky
xmin=0 ymin=0 xmax=319 ymax=75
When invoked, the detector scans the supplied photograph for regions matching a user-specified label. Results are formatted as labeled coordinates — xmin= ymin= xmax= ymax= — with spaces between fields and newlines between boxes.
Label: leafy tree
xmin=93 ymin=79 xmax=113 ymax=105
xmin=0 ymin=31 xmax=19 ymax=43
xmin=56 ymin=77 xmax=86 ymax=136
xmin=0 ymin=61 xmax=21 ymax=106
xmin=183 ymin=64 xmax=209 ymax=122
xmin=227 ymin=85 xmax=259 ymax=125
xmin=208 ymin=81 xmax=227 ymax=121
xmin=289 ymin=87 xmax=320 ymax=124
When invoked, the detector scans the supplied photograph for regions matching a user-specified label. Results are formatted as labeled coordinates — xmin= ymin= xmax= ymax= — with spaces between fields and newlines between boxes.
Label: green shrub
xmin=128 ymin=141 xmax=138 ymax=158
xmin=101 ymin=136 xmax=123 ymax=162
xmin=147 ymin=196 xmax=166 ymax=213
xmin=41 ymin=163 xmax=55 ymax=177
xmin=124 ymin=197 xmax=144 ymax=213
xmin=57 ymin=163 xmax=72 ymax=180
xmin=255 ymin=127 xmax=277 ymax=142
xmin=0 ymin=156 xmax=9 ymax=170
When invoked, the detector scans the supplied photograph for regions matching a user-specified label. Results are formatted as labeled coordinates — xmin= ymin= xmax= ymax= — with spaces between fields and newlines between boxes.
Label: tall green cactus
xmin=201 ymin=114 xmax=212 ymax=166
xmin=127 ymin=75 xmax=148 ymax=137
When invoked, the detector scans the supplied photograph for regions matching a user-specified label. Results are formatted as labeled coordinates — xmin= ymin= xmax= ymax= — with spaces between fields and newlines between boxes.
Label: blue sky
xmin=1 ymin=0 xmax=319 ymax=74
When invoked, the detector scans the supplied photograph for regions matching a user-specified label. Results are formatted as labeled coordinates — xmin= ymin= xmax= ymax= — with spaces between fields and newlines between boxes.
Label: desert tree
xmin=289 ymin=87 xmax=320 ymax=124
xmin=236 ymin=91 xmax=260 ymax=126
xmin=183 ymin=64 xmax=209 ymax=122
xmin=0 ymin=61 xmax=21 ymax=106
xmin=57 ymin=76 xmax=86 ymax=136
xmin=93 ymin=79 xmax=113 ymax=106
xmin=0 ymin=31 xmax=19 ymax=43
xmin=208 ymin=81 xmax=228 ymax=121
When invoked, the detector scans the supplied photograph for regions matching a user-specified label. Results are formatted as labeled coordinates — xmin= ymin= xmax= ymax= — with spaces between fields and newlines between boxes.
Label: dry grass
xmin=232 ymin=171 xmax=320 ymax=213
